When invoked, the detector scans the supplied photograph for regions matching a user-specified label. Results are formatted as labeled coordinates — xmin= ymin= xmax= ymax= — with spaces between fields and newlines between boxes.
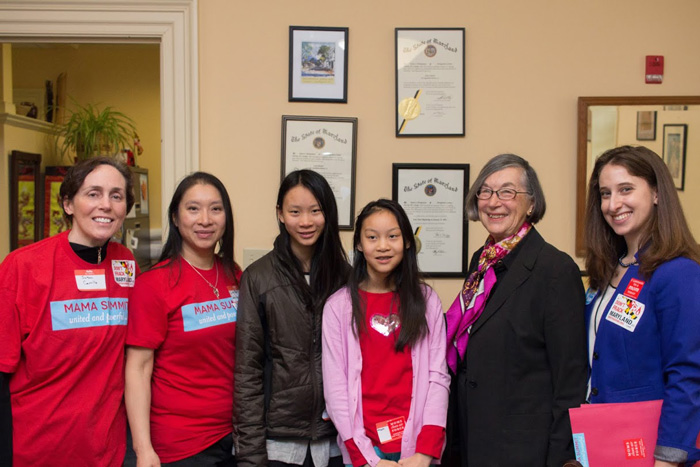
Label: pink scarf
xmin=445 ymin=222 xmax=532 ymax=373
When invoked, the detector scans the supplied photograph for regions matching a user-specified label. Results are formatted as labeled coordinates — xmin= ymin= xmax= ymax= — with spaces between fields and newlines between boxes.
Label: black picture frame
xmin=9 ymin=150 xmax=42 ymax=251
xmin=662 ymin=123 xmax=688 ymax=190
xmin=281 ymin=115 xmax=357 ymax=229
xmin=289 ymin=26 xmax=349 ymax=103
xmin=395 ymin=28 xmax=465 ymax=137
xmin=392 ymin=163 xmax=469 ymax=277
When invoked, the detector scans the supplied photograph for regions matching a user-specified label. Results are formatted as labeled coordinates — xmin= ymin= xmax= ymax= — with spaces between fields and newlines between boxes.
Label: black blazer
xmin=448 ymin=228 xmax=587 ymax=467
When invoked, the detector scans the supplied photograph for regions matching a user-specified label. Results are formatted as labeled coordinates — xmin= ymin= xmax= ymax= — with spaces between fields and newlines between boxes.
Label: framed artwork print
xmin=9 ymin=151 xmax=41 ymax=251
xmin=281 ymin=115 xmax=357 ymax=229
xmin=636 ymin=110 xmax=656 ymax=141
xmin=44 ymin=166 xmax=71 ymax=238
xmin=395 ymin=28 xmax=465 ymax=136
xmin=392 ymin=163 xmax=469 ymax=277
xmin=289 ymin=26 xmax=349 ymax=103
xmin=662 ymin=124 xmax=687 ymax=190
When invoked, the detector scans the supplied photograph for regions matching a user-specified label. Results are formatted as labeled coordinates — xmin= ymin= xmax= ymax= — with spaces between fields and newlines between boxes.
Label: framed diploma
xmin=392 ymin=163 xmax=469 ymax=277
xmin=289 ymin=26 xmax=349 ymax=103
xmin=395 ymin=28 xmax=465 ymax=137
xmin=282 ymin=115 xmax=358 ymax=229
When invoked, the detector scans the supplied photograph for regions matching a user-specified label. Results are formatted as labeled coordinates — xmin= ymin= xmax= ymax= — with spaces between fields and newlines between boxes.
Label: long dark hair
xmin=585 ymin=145 xmax=700 ymax=290
xmin=349 ymin=199 xmax=427 ymax=351
xmin=159 ymin=172 xmax=239 ymax=284
xmin=275 ymin=170 xmax=348 ymax=310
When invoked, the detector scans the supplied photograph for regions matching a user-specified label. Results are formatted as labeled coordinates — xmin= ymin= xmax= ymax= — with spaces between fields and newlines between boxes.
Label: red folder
xmin=569 ymin=400 xmax=662 ymax=466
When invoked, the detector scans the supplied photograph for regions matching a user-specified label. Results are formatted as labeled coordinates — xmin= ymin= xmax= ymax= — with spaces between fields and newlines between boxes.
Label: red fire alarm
xmin=645 ymin=55 xmax=664 ymax=84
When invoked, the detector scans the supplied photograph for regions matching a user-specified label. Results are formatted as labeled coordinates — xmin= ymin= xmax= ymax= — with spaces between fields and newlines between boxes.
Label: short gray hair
xmin=465 ymin=153 xmax=546 ymax=224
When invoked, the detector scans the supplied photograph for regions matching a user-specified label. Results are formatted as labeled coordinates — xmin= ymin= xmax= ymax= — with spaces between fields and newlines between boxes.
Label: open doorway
xmin=0 ymin=1 xmax=199 ymax=260
xmin=10 ymin=43 xmax=160 ymax=267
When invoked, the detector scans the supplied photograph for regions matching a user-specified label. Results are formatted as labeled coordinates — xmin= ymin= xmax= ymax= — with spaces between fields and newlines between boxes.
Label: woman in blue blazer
xmin=584 ymin=145 xmax=700 ymax=466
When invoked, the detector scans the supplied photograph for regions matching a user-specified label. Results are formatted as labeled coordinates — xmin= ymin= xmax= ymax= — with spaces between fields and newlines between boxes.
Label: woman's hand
xmin=398 ymin=453 xmax=432 ymax=467
xmin=135 ymin=446 xmax=161 ymax=467
xmin=377 ymin=460 xmax=400 ymax=467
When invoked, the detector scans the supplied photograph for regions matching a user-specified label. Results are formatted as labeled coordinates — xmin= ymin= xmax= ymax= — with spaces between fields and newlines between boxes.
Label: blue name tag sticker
xmin=572 ymin=433 xmax=589 ymax=467
xmin=181 ymin=297 xmax=237 ymax=332
xmin=50 ymin=298 xmax=129 ymax=331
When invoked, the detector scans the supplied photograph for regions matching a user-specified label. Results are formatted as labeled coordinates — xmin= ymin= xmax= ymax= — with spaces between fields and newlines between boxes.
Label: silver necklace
xmin=182 ymin=257 xmax=220 ymax=299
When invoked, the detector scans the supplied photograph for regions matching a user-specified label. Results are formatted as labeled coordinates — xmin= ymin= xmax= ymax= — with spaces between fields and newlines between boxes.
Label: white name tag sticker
xmin=75 ymin=269 xmax=107 ymax=291
xmin=605 ymin=293 xmax=645 ymax=332
xmin=376 ymin=416 xmax=405 ymax=444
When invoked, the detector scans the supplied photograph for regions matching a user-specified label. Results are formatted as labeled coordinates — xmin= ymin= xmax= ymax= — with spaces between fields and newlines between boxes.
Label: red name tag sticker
xmin=624 ymin=278 xmax=645 ymax=300
xmin=376 ymin=416 xmax=406 ymax=444
xmin=623 ymin=438 xmax=647 ymax=459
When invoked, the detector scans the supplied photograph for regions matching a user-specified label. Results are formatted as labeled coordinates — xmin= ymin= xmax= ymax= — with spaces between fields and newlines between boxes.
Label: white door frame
xmin=0 ymin=0 xmax=199 ymax=233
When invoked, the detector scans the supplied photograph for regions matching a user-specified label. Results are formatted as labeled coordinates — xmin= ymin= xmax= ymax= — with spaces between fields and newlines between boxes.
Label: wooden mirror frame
xmin=575 ymin=96 xmax=700 ymax=257
xmin=9 ymin=150 xmax=42 ymax=251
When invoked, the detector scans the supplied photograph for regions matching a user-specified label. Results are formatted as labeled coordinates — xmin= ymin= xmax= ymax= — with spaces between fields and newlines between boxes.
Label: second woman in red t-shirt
xmin=125 ymin=172 xmax=241 ymax=466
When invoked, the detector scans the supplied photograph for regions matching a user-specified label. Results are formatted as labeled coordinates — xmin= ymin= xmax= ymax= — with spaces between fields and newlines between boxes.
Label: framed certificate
xmin=282 ymin=115 xmax=358 ymax=229
xmin=395 ymin=28 xmax=465 ymax=137
xmin=289 ymin=26 xmax=349 ymax=103
xmin=392 ymin=163 xmax=469 ymax=277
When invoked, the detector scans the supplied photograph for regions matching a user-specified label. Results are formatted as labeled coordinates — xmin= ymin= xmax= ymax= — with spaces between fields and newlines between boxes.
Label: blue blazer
xmin=586 ymin=256 xmax=700 ymax=464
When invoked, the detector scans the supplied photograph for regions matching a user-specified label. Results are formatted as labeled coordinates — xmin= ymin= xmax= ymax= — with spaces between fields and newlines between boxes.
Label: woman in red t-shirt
xmin=0 ymin=157 xmax=137 ymax=467
xmin=322 ymin=199 xmax=450 ymax=467
xmin=125 ymin=172 xmax=241 ymax=466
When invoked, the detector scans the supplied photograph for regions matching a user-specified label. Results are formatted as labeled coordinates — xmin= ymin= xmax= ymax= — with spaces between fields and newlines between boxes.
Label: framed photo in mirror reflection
xmin=636 ymin=110 xmax=657 ymax=141
xmin=662 ymin=123 xmax=687 ymax=190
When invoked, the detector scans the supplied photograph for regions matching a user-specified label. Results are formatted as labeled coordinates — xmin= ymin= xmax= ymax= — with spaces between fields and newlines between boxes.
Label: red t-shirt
xmin=360 ymin=290 xmax=413 ymax=453
xmin=0 ymin=232 xmax=137 ymax=467
xmin=126 ymin=258 xmax=240 ymax=462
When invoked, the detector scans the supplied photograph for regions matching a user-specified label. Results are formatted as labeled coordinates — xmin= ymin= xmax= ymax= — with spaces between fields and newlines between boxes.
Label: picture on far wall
xmin=43 ymin=166 xmax=72 ymax=239
xmin=10 ymin=151 xmax=42 ymax=251
xmin=395 ymin=28 xmax=465 ymax=137
xmin=281 ymin=115 xmax=357 ymax=229
xmin=289 ymin=26 xmax=349 ymax=103
xmin=636 ymin=110 xmax=656 ymax=141
xmin=392 ymin=163 xmax=469 ymax=277
xmin=662 ymin=123 xmax=687 ymax=190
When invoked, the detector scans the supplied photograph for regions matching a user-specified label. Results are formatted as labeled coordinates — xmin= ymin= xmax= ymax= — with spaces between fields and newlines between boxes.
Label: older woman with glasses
xmin=443 ymin=154 xmax=588 ymax=467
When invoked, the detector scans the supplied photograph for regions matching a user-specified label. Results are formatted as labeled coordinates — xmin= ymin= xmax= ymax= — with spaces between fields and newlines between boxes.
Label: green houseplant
xmin=55 ymin=102 xmax=137 ymax=161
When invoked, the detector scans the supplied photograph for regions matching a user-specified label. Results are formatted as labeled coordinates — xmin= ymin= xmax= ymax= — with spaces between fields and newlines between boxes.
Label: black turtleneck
xmin=69 ymin=241 xmax=110 ymax=264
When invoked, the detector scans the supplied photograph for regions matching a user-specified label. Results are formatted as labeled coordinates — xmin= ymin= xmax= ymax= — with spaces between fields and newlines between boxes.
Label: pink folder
xmin=570 ymin=400 xmax=700 ymax=466
xmin=570 ymin=400 xmax=662 ymax=466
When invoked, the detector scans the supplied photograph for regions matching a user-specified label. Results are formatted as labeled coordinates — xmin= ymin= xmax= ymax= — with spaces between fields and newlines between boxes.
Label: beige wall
xmin=198 ymin=0 xmax=700 ymax=307
xmin=11 ymin=44 xmax=162 ymax=229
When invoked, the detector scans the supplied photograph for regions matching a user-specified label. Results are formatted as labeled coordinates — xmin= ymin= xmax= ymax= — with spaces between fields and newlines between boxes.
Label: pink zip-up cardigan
xmin=322 ymin=286 xmax=450 ymax=466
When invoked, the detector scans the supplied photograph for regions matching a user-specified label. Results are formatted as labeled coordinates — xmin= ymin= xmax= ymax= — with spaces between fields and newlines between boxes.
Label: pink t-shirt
xmin=127 ymin=258 xmax=240 ymax=462
xmin=0 ymin=232 xmax=137 ymax=467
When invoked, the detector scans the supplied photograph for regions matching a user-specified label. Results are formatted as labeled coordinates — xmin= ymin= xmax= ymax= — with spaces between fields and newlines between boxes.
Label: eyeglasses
xmin=476 ymin=188 xmax=531 ymax=200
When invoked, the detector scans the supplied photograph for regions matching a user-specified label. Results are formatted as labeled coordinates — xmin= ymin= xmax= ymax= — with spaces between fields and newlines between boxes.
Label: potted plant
xmin=55 ymin=102 xmax=137 ymax=161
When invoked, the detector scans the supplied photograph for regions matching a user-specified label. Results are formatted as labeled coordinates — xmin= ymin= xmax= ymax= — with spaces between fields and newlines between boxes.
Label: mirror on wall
xmin=9 ymin=150 xmax=41 ymax=251
xmin=575 ymin=96 xmax=700 ymax=257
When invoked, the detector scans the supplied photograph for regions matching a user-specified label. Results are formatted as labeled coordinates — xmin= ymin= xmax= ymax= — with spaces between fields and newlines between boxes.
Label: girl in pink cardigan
xmin=322 ymin=199 xmax=450 ymax=467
